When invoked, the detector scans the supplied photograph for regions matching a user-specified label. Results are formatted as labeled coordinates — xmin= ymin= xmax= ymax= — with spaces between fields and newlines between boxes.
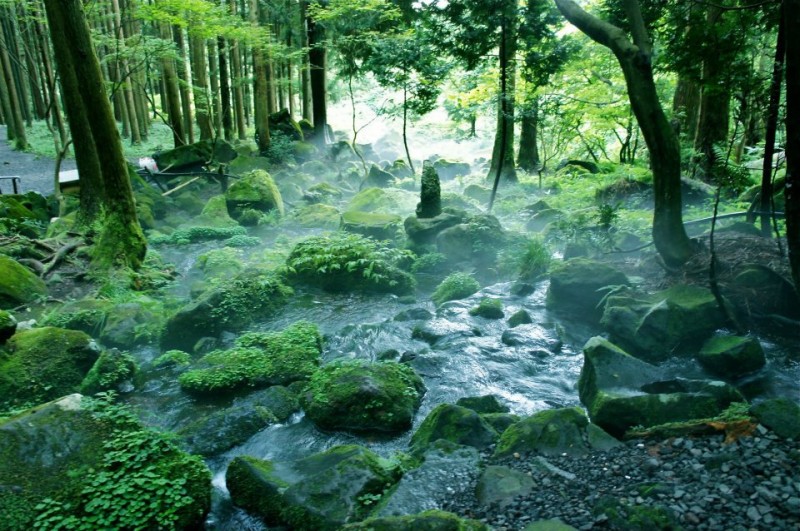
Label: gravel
xmin=1 ymin=127 xmax=77 ymax=196
xmin=441 ymin=429 xmax=800 ymax=530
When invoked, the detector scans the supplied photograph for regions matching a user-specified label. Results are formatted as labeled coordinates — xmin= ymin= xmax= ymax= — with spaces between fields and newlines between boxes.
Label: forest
xmin=0 ymin=0 xmax=799 ymax=529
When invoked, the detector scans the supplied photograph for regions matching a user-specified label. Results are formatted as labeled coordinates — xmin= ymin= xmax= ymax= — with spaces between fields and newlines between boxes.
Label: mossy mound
xmin=286 ymin=232 xmax=415 ymax=295
xmin=0 ymin=395 xmax=211 ymax=530
xmin=364 ymin=163 xmax=395 ymax=188
xmin=290 ymin=204 xmax=341 ymax=229
xmin=342 ymin=510 xmax=488 ymax=530
xmin=226 ymin=169 xmax=284 ymax=222
xmin=750 ymin=398 xmax=800 ymax=439
xmin=99 ymin=301 xmax=163 ymax=349
xmin=348 ymin=187 xmax=417 ymax=214
xmin=305 ymin=181 xmax=344 ymax=203
xmin=0 ymin=310 xmax=16 ymax=343
xmin=79 ymin=349 xmax=138 ymax=395
xmin=409 ymin=404 xmax=498 ymax=455
xmin=227 ymin=445 xmax=399 ymax=530
xmin=301 ymin=360 xmax=425 ymax=434
xmin=431 ymin=272 xmax=480 ymax=306
xmin=178 ymin=321 xmax=322 ymax=395
xmin=469 ymin=298 xmax=504 ymax=319
xmin=546 ymin=259 xmax=629 ymax=322
xmin=493 ymin=407 xmax=620 ymax=458
xmin=579 ymin=336 xmax=746 ymax=438
xmin=404 ymin=212 xmax=467 ymax=247
xmin=0 ymin=255 xmax=47 ymax=309
xmin=0 ymin=327 xmax=100 ymax=409
xmin=432 ymin=159 xmax=470 ymax=180
xmin=41 ymin=299 xmax=110 ymax=336
xmin=601 ymin=285 xmax=727 ymax=362
xmin=456 ymin=395 xmax=510 ymax=414
xmin=696 ymin=335 xmax=766 ymax=379
xmin=436 ymin=215 xmax=505 ymax=270
xmin=161 ymin=270 xmax=293 ymax=352
xmin=193 ymin=194 xmax=239 ymax=228
xmin=150 ymin=225 xmax=246 ymax=245
xmin=341 ymin=211 xmax=403 ymax=241
xmin=507 ymin=309 xmax=533 ymax=328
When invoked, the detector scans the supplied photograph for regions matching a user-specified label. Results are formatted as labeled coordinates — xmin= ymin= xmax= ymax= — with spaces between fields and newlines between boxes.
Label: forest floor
xmin=0 ymin=127 xmax=75 ymax=196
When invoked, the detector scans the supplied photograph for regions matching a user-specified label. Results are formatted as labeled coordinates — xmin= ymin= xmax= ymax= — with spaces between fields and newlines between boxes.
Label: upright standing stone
xmin=416 ymin=162 xmax=441 ymax=219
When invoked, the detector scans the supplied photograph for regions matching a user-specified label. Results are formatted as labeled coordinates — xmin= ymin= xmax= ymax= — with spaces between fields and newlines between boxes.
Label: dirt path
xmin=0 ymin=126 xmax=76 ymax=196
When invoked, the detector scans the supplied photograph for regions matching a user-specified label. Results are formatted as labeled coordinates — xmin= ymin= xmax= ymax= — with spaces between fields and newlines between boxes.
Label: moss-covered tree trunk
xmin=218 ymin=36 xmax=233 ymax=140
xmin=160 ymin=23 xmax=185 ymax=147
xmin=785 ymin=0 xmax=800 ymax=296
xmin=517 ymin=97 xmax=540 ymax=172
xmin=307 ymin=9 xmax=327 ymax=144
xmin=250 ymin=0 xmax=271 ymax=153
xmin=555 ymin=0 xmax=694 ymax=268
xmin=43 ymin=0 xmax=146 ymax=269
xmin=488 ymin=16 xmax=517 ymax=183
xmin=299 ymin=0 xmax=312 ymax=123
xmin=191 ymin=36 xmax=214 ymax=141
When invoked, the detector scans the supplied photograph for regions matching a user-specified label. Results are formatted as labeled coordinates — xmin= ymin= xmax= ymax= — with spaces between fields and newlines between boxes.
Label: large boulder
xmin=348 ymin=187 xmax=416 ymax=214
xmin=696 ymin=335 xmax=766 ymax=379
xmin=290 ymin=204 xmax=341 ymax=229
xmin=409 ymin=404 xmax=499 ymax=455
xmin=432 ymin=159 xmax=470 ymax=180
xmin=750 ymin=398 xmax=800 ymax=439
xmin=40 ymin=298 xmax=110 ymax=336
xmin=269 ymin=108 xmax=304 ymax=140
xmin=546 ymin=259 xmax=629 ymax=322
xmin=0 ymin=255 xmax=47 ymax=309
xmin=301 ymin=360 xmax=425 ymax=434
xmin=178 ymin=321 xmax=321 ymax=395
xmin=225 ymin=170 xmax=284 ymax=222
xmin=493 ymin=407 xmax=620 ymax=458
xmin=180 ymin=385 xmax=300 ymax=455
xmin=341 ymin=211 xmax=403 ymax=242
xmin=363 ymin=164 xmax=395 ymax=188
xmin=99 ymin=302 xmax=162 ymax=349
xmin=161 ymin=270 xmax=293 ymax=352
xmin=404 ymin=211 xmax=467 ymax=246
xmin=579 ymin=337 xmax=745 ymax=437
xmin=195 ymin=194 xmax=239 ymax=227
xmin=0 ymin=327 xmax=100 ymax=408
xmin=377 ymin=442 xmax=481 ymax=518
xmin=601 ymin=285 xmax=727 ymax=362
xmin=436 ymin=215 xmax=504 ymax=269
xmin=342 ymin=510 xmax=488 ymax=531
xmin=226 ymin=445 xmax=399 ymax=530
xmin=0 ymin=395 xmax=211 ymax=530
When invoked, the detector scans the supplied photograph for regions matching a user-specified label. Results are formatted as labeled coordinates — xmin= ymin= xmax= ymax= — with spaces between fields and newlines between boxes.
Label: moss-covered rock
xmin=302 ymin=360 xmax=425 ymax=434
xmin=180 ymin=385 xmax=300 ymax=455
xmin=601 ymin=285 xmax=727 ymax=362
xmin=348 ymin=187 xmax=417 ymax=214
xmin=432 ymin=159 xmax=470 ymax=180
xmin=507 ymin=309 xmax=533 ymax=328
xmin=342 ymin=510 xmax=488 ymax=530
xmin=0 ymin=310 xmax=17 ymax=343
xmin=493 ymin=407 xmax=620 ymax=458
xmin=0 ymin=327 xmax=100 ymax=408
xmin=431 ymin=272 xmax=480 ymax=306
xmin=227 ymin=445 xmax=399 ymax=530
xmin=476 ymin=465 xmax=535 ymax=509
xmin=178 ymin=321 xmax=321 ymax=395
xmin=409 ymin=404 xmax=498 ymax=454
xmin=579 ymin=336 xmax=745 ymax=437
xmin=0 ymin=394 xmax=211 ymax=530
xmin=150 ymin=225 xmax=246 ymax=245
xmin=161 ymin=270 xmax=293 ymax=352
xmin=386 ymin=159 xmax=413 ymax=179
xmin=404 ymin=211 xmax=467 ymax=247
xmin=79 ymin=349 xmax=138 ymax=395
xmin=436 ymin=215 xmax=505 ymax=269
xmin=153 ymin=138 xmax=234 ymax=170
xmin=593 ymin=496 xmax=679 ymax=531
xmin=546 ymin=259 xmax=629 ymax=322
xmin=416 ymin=163 xmax=442 ymax=219
xmin=225 ymin=169 xmax=284 ymax=223
xmin=364 ymin=163 xmax=395 ymax=188
xmin=469 ymin=298 xmax=504 ymax=319
xmin=750 ymin=398 xmax=800 ymax=439
xmin=696 ymin=335 xmax=766 ymax=379
xmin=0 ymin=255 xmax=47 ymax=309
xmin=194 ymin=194 xmax=239 ymax=227
xmin=290 ymin=203 xmax=341 ymax=229
xmin=481 ymin=413 xmax=520 ymax=434
xmin=456 ymin=395 xmax=510 ymax=414
xmin=99 ymin=301 xmax=162 ymax=349
xmin=286 ymin=232 xmax=415 ymax=295
xmin=305 ymin=181 xmax=344 ymax=204
xmin=341 ymin=211 xmax=403 ymax=241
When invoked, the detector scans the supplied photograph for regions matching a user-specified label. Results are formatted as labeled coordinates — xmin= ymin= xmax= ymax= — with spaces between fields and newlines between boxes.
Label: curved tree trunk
xmin=555 ymin=0 xmax=694 ymax=268
xmin=43 ymin=0 xmax=146 ymax=269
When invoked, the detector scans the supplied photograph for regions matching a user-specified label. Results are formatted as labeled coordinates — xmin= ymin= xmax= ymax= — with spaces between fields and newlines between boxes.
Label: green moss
xmin=507 ymin=309 xmax=533 ymax=328
xmin=90 ymin=210 xmax=148 ymax=270
xmin=469 ymin=298 xmax=504 ymax=319
xmin=431 ymin=272 xmax=480 ymax=306
xmin=409 ymin=403 xmax=498 ymax=455
xmin=341 ymin=211 xmax=403 ymax=241
xmin=226 ymin=170 xmax=284 ymax=221
xmin=342 ymin=509 xmax=489 ymax=530
xmin=302 ymin=360 xmax=425 ymax=434
xmin=195 ymin=194 xmax=239 ymax=228
xmin=41 ymin=300 xmax=109 ymax=336
xmin=0 ymin=310 xmax=16 ymax=342
xmin=179 ymin=321 xmax=322 ymax=395
xmin=348 ymin=187 xmax=397 ymax=212
xmin=0 ymin=327 xmax=100 ymax=408
xmin=696 ymin=335 xmax=766 ymax=378
xmin=80 ymin=350 xmax=138 ymax=394
xmin=0 ymin=255 xmax=47 ymax=308
xmin=290 ymin=204 xmax=341 ymax=229
xmin=225 ymin=234 xmax=262 ymax=248
xmin=152 ymin=349 xmax=191 ymax=368
xmin=494 ymin=407 xmax=591 ymax=458
xmin=150 ymin=225 xmax=246 ymax=245
xmin=286 ymin=232 xmax=415 ymax=295
xmin=196 ymin=247 xmax=245 ymax=279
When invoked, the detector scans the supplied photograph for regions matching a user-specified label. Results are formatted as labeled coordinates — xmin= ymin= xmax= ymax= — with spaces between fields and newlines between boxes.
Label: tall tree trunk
xmin=693 ymin=5 xmax=730 ymax=180
xmin=784 ymin=0 xmax=800 ymax=295
xmin=160 ymin=23 xmax=185 ymax=147
xmin=5 ymin=13 xmax=31 ymax=126
xmin=299 ymin=0 xmax=312 ymax=122
xmin=207 ymin=40 xmax=222 ymax=137
xmin=218 ymin=36 xmax=233 ymax=140
xmin=672 ymin=75 xmax=700 ymax=141
xmin=191 ymin=36 xmax=214 ymax=140
xmin=307 ymin=10 xmax=327 ymax=143
xmin=488 ymin=14 xmax=517 ymax=183
xmin=759 ymin=5 xmax=786 ymax=236
xmin=555 ymin=0 xmax=695 ymax=268
xmin=173 ymin=26 xmax=194 ymax=143
xmin=250 ymin=0 xmax=270 ymax=152
xmin=0 ymin=14 xmax=27 ymax=150
xmin=43 ymin=0 xmax=146 ymax=269
xmin=517 ymin=97 xmax=540 ymax=172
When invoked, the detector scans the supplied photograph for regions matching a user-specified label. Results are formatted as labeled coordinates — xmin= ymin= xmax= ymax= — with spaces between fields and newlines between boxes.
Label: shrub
xmin=285 ymin=233 xmax=415 ymax=295
xmin=518 ymin=238 xmax=551 ymax=282
xmin=150 ymin=226 xmax=246 ymax=245
xmin=431 ymin=272 xmax=480 ymax=306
